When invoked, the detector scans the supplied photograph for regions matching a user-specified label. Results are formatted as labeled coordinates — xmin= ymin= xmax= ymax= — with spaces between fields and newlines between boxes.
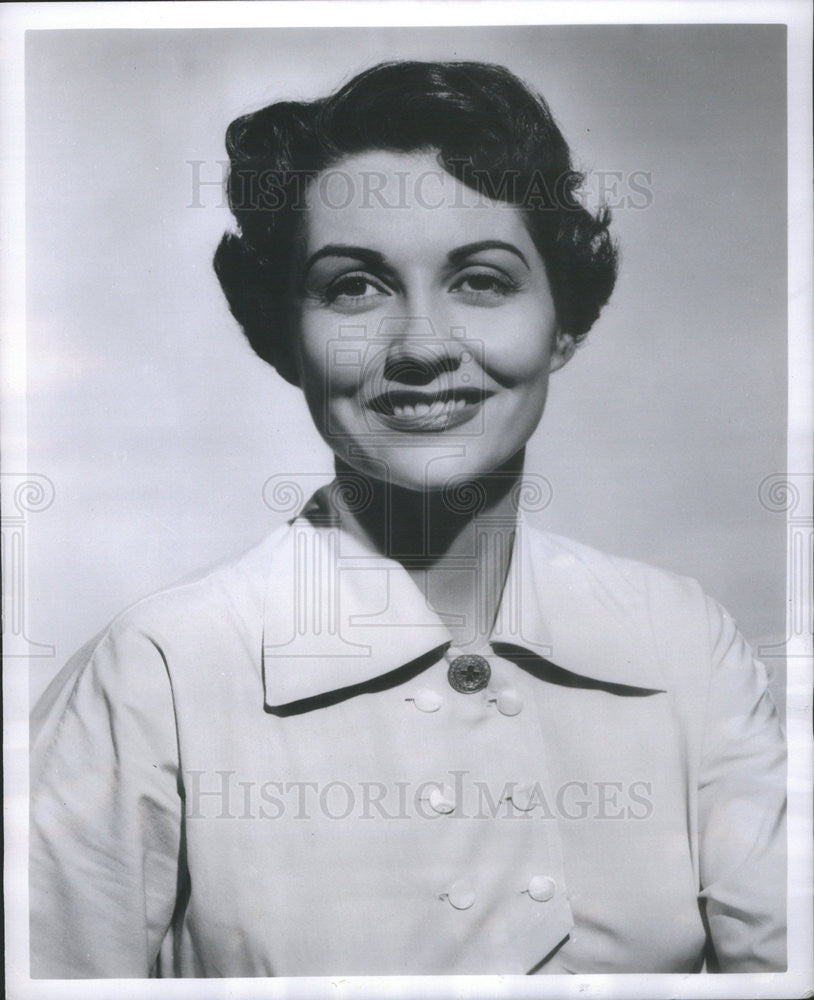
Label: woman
xmin=30 ymin=61 xmax=785 ymax=977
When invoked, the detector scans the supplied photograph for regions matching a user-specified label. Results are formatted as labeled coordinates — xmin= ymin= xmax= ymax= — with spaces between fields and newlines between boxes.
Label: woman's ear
xmin=271 ymin=314 xmax=303 ymax=388
xmin=549 ymin=331 xmax=577 ymax=373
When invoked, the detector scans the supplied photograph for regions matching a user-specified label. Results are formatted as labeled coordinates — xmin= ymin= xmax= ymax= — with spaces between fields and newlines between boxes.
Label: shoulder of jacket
xmin=96 ymin=521 xmax=291 ymax=643
xmin=522 ymin=525 xmax=710 ymax=615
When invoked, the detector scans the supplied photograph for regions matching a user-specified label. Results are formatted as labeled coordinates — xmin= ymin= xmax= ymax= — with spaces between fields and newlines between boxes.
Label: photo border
xmin=2 ymin=2 xmax=811 ymax=998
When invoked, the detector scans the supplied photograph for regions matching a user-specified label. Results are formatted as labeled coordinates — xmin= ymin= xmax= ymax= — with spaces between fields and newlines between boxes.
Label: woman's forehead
xmin=302 ymin=149 xmax=536 ymax=257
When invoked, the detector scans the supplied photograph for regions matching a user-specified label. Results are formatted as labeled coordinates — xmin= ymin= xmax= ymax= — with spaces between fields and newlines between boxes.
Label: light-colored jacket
xmin=30 ymin=491 xmax=786 ymax=976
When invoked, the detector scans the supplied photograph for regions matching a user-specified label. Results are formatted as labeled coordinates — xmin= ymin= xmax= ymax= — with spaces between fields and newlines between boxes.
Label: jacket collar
xmin=488 ymin=526 xmax=666 ymax=691
xmin=262 ymin=485 xmax=666 ymax=710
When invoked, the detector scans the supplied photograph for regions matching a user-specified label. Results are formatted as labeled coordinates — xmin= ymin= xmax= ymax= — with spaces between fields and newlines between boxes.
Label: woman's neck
xmin=333 ymin=453 xmax=525 ymax=650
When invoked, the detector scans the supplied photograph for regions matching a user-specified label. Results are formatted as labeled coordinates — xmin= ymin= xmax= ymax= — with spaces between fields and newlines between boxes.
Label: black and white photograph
xmin=2 ymin=2 xmax=812 ymax=997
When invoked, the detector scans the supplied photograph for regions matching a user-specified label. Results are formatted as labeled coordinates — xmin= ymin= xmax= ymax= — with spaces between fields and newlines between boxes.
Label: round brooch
xmin=447 ymin=653 xmax=491 ymax=693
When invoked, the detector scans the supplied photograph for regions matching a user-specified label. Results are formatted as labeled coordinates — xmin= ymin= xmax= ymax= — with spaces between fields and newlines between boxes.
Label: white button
xmin=447 ymin=880 xmax=476 ymax=910
xmin=511 ymin=783 xmax=538 ymax=812
xmin=428 ymin=786 xmax=456 ymax=814
xmin=412 ymin=689 xmax=442 ymax=713
xmin=528 ymin=875 xmax=556 ymax=902
xmin=496 ymin=689 xmax=523 ymax=716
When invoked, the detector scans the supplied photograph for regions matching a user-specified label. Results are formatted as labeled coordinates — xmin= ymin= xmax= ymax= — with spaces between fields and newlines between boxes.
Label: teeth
xmin=380 ymin=396 xmax=479 ymax=419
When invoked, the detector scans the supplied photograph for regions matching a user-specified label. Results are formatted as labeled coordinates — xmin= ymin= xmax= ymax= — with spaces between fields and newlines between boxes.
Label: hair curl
xmin=214 ymin=61 xmax=618 ymax=379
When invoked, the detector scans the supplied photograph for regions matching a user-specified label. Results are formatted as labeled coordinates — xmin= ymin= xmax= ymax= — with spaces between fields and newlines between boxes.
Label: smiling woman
xmin=29 ymin=60 xmax=786 ymax=978
xmin=293 ymin=149 xmax=569 ymax=490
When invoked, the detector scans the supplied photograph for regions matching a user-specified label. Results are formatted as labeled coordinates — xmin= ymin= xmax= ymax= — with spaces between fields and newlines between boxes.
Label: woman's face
xmin=291 ymin=149 xmax=572 ymax=491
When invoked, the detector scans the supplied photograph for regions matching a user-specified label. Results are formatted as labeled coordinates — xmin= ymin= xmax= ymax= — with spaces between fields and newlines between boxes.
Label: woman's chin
xmin=336 ymin=449 xmax=519 ymax=494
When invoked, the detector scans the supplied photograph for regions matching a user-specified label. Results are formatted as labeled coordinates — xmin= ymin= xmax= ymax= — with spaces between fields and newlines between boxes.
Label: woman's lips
xmin=363 ymin=387 xmax=491 ymax=432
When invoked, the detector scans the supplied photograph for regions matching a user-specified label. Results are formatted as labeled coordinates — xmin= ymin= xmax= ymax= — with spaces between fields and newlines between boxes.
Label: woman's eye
xmin=322 ymin=274 xmax=389 ymax=309
xmin=451 ymin=269 xmax=519 ymax=303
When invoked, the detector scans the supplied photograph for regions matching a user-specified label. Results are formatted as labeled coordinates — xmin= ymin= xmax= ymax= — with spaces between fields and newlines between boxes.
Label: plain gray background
xmin=25 ymin=25 xmax=787 ymax=705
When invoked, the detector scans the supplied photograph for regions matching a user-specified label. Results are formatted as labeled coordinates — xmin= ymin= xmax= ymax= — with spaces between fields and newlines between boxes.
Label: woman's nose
xmin=376 ymin=314 xmax=464 ymax=386
xmin=383 ymin=351 xmax=460 ymax=385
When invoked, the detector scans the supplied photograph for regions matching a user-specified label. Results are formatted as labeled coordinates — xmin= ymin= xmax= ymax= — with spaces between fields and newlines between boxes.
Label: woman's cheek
xmin=470 ymin=296 xmax=557 ymax=379
xmin=296 ymin=325 xmax=340 ymax=399
xmin=481 ymin=326 xmax=554 ymax=385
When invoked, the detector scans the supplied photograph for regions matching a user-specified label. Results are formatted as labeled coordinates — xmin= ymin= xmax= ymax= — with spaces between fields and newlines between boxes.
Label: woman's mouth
xmin=364 ymin=387 xmax=491 ymax=431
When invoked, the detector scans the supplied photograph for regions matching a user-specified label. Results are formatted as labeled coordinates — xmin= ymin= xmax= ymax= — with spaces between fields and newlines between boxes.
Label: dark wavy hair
xmin=214 ymin=61 xmax=618 ymax=381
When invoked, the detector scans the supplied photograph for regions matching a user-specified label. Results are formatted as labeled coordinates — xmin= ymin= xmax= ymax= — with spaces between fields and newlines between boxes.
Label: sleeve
xmin=697 ymin=597 xmax=786 ymax=972
xmin=30 ymin=623 xmax=183 ymax=978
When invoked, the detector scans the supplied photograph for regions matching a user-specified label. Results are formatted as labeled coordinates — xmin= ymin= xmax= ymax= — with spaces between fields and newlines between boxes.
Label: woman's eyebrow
xmin=447 ymin=241 xmax=530 ymax=269
xmin=302 ymin=244 xmax=387 ymax=277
